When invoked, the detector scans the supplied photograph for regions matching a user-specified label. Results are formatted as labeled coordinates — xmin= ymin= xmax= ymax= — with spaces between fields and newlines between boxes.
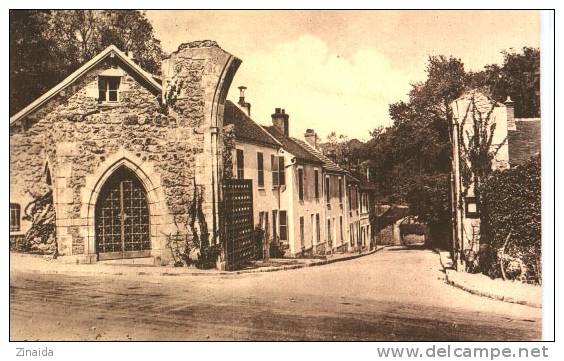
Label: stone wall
xmin=10 ymin=41 xmax=241 ymax=264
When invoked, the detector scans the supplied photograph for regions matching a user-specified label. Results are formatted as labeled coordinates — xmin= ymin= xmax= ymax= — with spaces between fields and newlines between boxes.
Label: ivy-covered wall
xmin=478 ymin=155 xmax=541 ymax=282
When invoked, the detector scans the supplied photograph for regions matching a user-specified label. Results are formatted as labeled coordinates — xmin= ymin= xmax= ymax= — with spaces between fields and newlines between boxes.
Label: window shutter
xmin=278 ymin=157 xmax=285 ymax=186
xmin=271 ymin=154 xmax=278 ymax=187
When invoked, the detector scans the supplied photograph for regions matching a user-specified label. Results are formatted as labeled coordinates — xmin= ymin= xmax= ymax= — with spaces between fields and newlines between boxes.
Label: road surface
xmin=10 ymin=247 xmax=541 ymax=341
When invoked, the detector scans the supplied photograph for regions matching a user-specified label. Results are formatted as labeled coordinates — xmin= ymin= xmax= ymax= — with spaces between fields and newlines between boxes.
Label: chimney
xmin=304 ymin=129 xmax=318 ymax=149
xmin=238 ymin=86 xmax=251 ymax=116
xmin=505 ymin=96 xmax=516 ymax=131
xmin=272 ymin=108 xmax=289 ymax=136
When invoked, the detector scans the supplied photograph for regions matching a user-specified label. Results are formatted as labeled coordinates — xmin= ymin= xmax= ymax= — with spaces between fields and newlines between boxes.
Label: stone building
xmin=10 ymin=41 xmax=241 ymax=265
xmin=450 ymin=90 xmax=541 ymax=269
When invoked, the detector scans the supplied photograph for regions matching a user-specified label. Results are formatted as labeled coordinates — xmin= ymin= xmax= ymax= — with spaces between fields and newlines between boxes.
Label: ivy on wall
xmin=478 ymin=155 xmax=541 ymax=283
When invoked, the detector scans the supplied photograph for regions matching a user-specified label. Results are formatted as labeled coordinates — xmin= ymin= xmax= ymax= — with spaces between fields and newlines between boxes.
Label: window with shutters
xmin=257 ymin=152 xmax=264 ymax=188
xmin=278 ymin=157 xmax=285 ymax=186
xmin=316 ymin=213 xmax=321 ymax=243
xmin=271 ymin=155 xmax=285 ymax=188
xmin=279 ymin=210 xmax=288 ymax=241
xmin=299 ymin=216 xmax=304 ymax=247
xmin=338 ymin=177 xmax=343 ymax=208
xmin=272 ymin=209 xmax=278 ymax=241
xmin=271 ymin=155 xmax=278 ymax=187
xmin=314 ymin=169 xmax=320 ymax=200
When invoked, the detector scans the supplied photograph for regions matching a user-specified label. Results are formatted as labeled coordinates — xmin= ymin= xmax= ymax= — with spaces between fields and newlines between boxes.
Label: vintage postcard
xmin=8 ymin=9 xmax=551 ymax=346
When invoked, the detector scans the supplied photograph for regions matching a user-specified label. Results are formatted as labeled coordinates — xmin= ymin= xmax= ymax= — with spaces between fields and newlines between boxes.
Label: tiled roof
xmin=263 ymin=126 xmax=322 ymax=164
xmin=292 ymin=138 xmax=347 ymax=174
xmin=223 ymin=101 xmax=281 ymax=148
xmin=349 ymin=170 xmax=377 ymax=190
xmin=508 ymin=119 xmax=541 ymax=166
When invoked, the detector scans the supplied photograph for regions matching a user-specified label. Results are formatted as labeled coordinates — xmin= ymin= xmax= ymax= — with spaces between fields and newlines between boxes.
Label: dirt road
xmin=10 ymin=247 xmax=541 ymax=341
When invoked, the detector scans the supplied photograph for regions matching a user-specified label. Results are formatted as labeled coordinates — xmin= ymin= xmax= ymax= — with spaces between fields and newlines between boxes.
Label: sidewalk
xmin=10 ymin=246 xmax=385 ymax=279
xmin=437 ymin=251 xmax=541 ymax=308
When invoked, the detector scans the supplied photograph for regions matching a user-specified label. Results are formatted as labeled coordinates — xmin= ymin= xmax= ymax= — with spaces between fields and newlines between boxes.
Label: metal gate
xmin=95 ymin=167 xmax=151 ymax=260
xmin=222 ymin=178 xmax=254 ymax=270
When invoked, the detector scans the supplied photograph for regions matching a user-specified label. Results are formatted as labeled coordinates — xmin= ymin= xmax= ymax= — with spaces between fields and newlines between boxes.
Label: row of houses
xmin=224 ymin=90 xmax=376 ymax=257
xmin=9 ymin=41 xmax=376 ymax=267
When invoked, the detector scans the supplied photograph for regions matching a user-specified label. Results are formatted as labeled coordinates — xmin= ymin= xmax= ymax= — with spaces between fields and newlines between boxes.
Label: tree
xmin=362 ymin=48 xmax=539 ymax=247
xmin=10 ymin=10 xmax=164 ymax=115
xmin=469 ymin=47 xmax=540 ymax=117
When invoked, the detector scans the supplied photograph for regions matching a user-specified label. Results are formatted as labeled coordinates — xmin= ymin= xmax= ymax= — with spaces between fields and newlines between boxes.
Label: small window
xmin=298 ymin=168 xmax=304 ymax=201
xmin=465 ymin=197 xmax=480 ymax=218
xmin=236 ymin=149 xmax=244 ymax=179
xmin=279 ymin=210 xmax=288 ymax=241
xmin=271 ymin=155 xmax=285 ymax=188
xmin=314 ymin=169 xmax=320 ymax=200
xmin=327 ymin=218 xmax=332 ymax=242
xmin=10 ymin=203 xmax=21 ymax=232
xmin=340 ymin=216 xmax=343 ymax=241
xmin=98 ymin=76 xmax=120 ymax=103
xmin=257 ymin=152 xmax=264 ymax=188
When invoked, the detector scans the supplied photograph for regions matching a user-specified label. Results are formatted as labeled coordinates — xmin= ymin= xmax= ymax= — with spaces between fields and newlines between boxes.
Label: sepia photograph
xmin=7 ymin=8 xmax=553 ymax=346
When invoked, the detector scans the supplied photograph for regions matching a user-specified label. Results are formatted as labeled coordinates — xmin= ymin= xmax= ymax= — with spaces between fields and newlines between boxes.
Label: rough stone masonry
xmin=10 ymin=40 xmax=241 ymax=265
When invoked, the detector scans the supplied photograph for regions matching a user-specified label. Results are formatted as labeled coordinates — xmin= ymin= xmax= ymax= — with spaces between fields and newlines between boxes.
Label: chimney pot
xmin=304 ymin=128 xmax=318 ymax=149
xmin=272 ymin=107 xmax=290 ymax=136
xmin=237 ymin=85 xmax=251 ymax=116
xmin=505 ymin=95 xmax=516 ymax=131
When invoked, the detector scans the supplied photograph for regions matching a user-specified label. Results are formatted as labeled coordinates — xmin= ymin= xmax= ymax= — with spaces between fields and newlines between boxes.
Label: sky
xmin=146 ymin=10 xmax=540 ymax=141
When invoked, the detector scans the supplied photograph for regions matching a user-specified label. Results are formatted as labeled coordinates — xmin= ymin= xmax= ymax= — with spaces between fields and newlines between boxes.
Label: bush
xmin=254 ymin=226 xmax=265 ymax=260
xmin=269 ymin=240 xmax=285 ymax=258
xmin=196 ymin=244 xmax=221 ymax=269
xmin=478 ymin=155 xmax=541 ymax=283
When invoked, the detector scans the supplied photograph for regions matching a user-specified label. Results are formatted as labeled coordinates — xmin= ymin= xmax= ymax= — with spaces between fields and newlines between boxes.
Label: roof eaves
xmin=10 ymin=45 xmax=162 ymax=125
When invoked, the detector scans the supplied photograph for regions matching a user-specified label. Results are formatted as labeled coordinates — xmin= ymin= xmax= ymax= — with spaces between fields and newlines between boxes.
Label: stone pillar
xmin=162 ymin=41 xmax=241 ymax=261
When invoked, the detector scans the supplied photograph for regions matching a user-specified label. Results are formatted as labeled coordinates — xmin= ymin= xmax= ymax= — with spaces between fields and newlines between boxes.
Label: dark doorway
xmin=95 ymin=166 xmax=151 ymax=260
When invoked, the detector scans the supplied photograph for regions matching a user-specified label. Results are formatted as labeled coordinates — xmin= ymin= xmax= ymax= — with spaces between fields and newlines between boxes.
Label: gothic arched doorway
xmin=95 ymin=166 xmax=151 ymax=260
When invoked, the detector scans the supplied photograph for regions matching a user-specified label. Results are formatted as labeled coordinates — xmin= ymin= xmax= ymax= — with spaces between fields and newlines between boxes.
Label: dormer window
xmin=98 ymin=76 xmax=120 ymax=103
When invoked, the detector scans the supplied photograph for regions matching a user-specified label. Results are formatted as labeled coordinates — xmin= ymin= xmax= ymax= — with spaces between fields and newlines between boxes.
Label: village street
xmin=10 ymin=247 xmax=541 ymax=341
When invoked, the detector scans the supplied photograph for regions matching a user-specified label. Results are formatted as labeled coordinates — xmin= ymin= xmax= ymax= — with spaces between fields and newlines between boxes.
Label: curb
xmin=11 ymin=246 xmax=385 ymax=279
xmin=435 ymin=250 xmax=541 ymax=309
